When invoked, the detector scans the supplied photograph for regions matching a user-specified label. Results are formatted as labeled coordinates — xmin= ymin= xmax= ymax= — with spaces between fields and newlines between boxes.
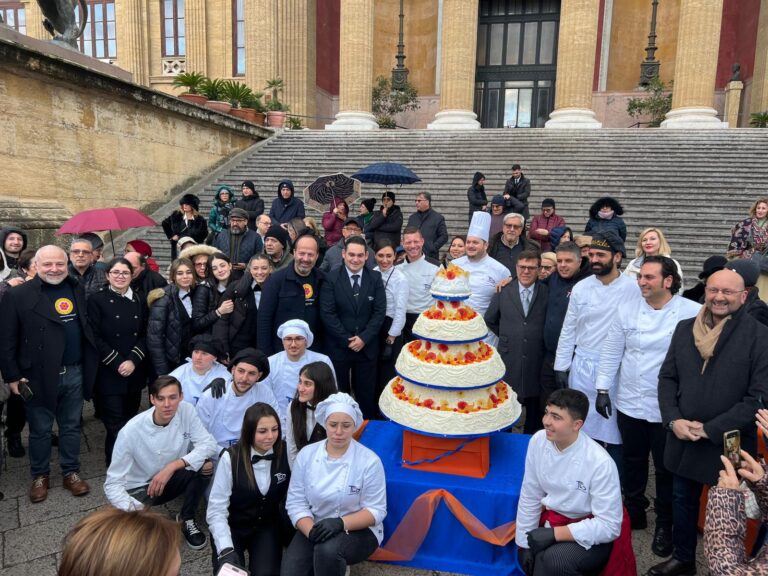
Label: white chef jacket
xmin=207 ymin=447 xmax=286 ymax=552
xmin=452 ymin=255 xmax=511 ymax=316
xmin=170 ymin=359 xmax=232 ymax=406
xmin=515 ymin=430 xmax=622 ymax=550
xmin=595 ymin=295 xmax=701 ymax=422
xmin=196 ymin=381 xmax=281 ymax=452
xmin=375 ymin=265 xmax=409 ymax=338
xmin=399 ymin=255 xmax=439 ymax=314
xmin=104 ymin=402 xmax=218 ymax=511
xmin=260 ymin=350 xmax=336 ymax=426
xmin=285 ymin=400 xmax=320 ymax=468
xmin=286 ymin=439 xmax=387 ymax=543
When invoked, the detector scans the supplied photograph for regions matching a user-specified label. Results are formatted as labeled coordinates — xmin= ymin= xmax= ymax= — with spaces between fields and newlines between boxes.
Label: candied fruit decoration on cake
xmin=438 ymin=343 xmax=449 ymax=352
xmin=450 ymin=300 xmax=460 ymax=309
xmin=437 ymin=301 xmax=444 ymax=309
xmin=392 ymin=381 xmax=405 ymax=395
xmin=423 ymin=399 xmax=434 ymax=408
xmin=457 ymin=401 xmax=468 ymax=410
xmin=446 ymin=270 xmax=456 ymax=280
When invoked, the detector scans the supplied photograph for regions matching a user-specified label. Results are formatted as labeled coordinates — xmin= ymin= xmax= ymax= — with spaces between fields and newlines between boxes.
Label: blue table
xmin=359 ymin=421 xmax=529 ymax=576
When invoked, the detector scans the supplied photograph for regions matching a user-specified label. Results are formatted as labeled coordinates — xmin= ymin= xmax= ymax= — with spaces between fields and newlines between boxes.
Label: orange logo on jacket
xmin=54 ymin=298 xmax=74 ymax=315
xmin=303 ymin=283 xmax=313 ymax=299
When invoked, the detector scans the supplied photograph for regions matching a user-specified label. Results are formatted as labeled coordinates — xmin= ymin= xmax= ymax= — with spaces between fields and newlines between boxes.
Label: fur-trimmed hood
xmin=588 ymin=196 xmax=624 ymax=218
xmin=179 ymin=244 xmax=220 ymax=261
xmin=147 ymin=287 xmax=167 ymax=308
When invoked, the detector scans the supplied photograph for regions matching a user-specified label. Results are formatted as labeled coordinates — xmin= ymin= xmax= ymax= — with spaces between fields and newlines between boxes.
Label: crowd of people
xmin=1 ymin=172 xmax=768 ymax=576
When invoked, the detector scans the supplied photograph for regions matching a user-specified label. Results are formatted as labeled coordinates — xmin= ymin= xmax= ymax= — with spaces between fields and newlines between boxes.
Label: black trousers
xmin=213 ymin=524 xmax=283 ymax=576
xmin=3 ymin=393 xmax=26 ymax=436
xmin=376 ymin=317 xmax=403 ymax=396
xmin=100 ymin=389 xmax=143 ymax=466
xmin=280 ymin=529 xmax=378 ymax=576
xmin=532 ymin=541 xmax=613 ymax=576
xmin=521 ymin=396 xmax=543 ymax=435
xmin=539 ymin=352 xmax=558 ymax=413
xmin=671 ymin=474 xmax=704 ymax=563
xmin=617 ymin=411 xmax=672 ymax=528
xmin=150 ymin=467 xmax=212 ymax=520
xmin=403 ymin=312 xmax=420 ymax=342
xmin=332 ymin=351 xmax=379 ymax=420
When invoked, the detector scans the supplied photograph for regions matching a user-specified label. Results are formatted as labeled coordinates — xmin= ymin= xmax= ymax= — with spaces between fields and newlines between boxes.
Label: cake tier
xmin=397 ymin=339 xmax=505 ymax=389
xmin=430 ymin=263 xmax=471 ymax=299
xmin=412 ymin=300 xmax=487 ymax=342
xmin=379 ymin=377 xmax=521 ymax=436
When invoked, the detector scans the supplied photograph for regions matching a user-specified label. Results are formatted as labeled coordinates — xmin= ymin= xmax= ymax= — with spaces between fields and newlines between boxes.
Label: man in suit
xmin=0 ymin=245 xmax=98 ymax=503
xmin=503 ymin=163 xmax=532 ymax=221
xmin=319 ymin=236 xmax=386 ymax=420
xmin=485 ymin=249 xmax=548 ymax=434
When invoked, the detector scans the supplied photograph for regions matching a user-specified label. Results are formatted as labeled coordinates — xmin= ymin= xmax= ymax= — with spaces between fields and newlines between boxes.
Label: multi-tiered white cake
xmin=378 ymin=263 xmax=521 ymax=436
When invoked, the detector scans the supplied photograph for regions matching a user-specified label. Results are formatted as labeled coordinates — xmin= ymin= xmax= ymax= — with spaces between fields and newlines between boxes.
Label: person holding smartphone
xmin=207 ymin=402 xmax=292 ymax=575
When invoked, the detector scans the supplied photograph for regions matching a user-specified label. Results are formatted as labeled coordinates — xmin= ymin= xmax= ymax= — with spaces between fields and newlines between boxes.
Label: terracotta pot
xmin=230 ymin=107 xmax=258 ymax=123
xmin=254 ymin=111 xmax=266 ymax=126
xmin=205 ymin=100 xmax=233 ymax=114
xmin=266 ymin=110 xmax=287 ymax=128
xmin=179 ymin=93 xmax=208 ymax=106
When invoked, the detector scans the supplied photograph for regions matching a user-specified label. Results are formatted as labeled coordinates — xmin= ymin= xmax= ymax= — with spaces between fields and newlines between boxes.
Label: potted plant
xmin=242 ymin=91 xmax=267 ymax=126
xmin=372 ymin=75 xmax=420 ymax=128
xmin=222 ymin=80 xmax=258 ymax=122
xmin=750 ymin=111 xmax=768 ymax=128
xmin=200 ymin=78 xmax=232 ymax=114
xmin=286 ymin=116 xmax=303 ymax=130
xmin=626 ymin=78 xmax=673 ymax=127
xmin=172 ymin=71 xmax=208 ymax=106
xmin=264 ymin=78 xmax=288 ymax=128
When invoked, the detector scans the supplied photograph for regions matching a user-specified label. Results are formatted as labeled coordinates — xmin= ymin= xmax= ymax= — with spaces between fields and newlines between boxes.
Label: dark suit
xmin=319 ymin=266 xmax=386 ymax=419
xmin=485 ymin=280 xmax=548 ymax=434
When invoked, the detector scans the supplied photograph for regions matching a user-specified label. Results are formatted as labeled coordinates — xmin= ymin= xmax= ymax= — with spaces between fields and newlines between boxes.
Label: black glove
xmin=308 ymin=517 xmax=345 ymax=543
xmin=596 ymin=390 xmax=612 ymax=419
xmin=203 ymin=377 xmax=226 ymax=399
xmin=217 ymin=547 xmax=242 ymax=569
xmin=527 ymin=527 xmax=556 ymax=556
xmin=554 ymin=370 xmax=569 ymax=389
xmin=518 ymin=547 xmax=535 ymax=576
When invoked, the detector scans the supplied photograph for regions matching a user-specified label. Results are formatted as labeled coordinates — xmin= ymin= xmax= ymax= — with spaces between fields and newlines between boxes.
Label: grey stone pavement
xmin=0 ymin=399 xmax=708 ymax=576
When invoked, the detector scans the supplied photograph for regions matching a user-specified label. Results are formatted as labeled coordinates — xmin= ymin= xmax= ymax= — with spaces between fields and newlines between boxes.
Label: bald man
xmin=0 ymin=246 xmax=98 ymax=503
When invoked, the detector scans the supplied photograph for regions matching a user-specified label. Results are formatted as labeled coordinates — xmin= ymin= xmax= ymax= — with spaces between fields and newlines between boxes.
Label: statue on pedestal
xmin=37 ymin=0 xmax=88 ymax=48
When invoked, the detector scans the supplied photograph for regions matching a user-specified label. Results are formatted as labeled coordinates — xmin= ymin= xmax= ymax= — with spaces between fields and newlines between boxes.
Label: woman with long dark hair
xmin=285 ymin=362 xmax=338 ymax=467
xmin=207 ymin=402 xmax=292 ymax=576
xmin=87 ymin=258 xmax=147 ymax=465
xmin=191 ymin=252 xmax=235 ymax=335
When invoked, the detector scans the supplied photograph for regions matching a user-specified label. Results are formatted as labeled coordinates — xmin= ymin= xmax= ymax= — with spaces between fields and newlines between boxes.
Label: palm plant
xmin=171 ymin=71 xmax=207 ymax=95
xmin=750 ymin=111 xmax=768 ymax=128
xmin=221 ymin=81 xmax=254 ymax=109
xmin=199 ymin=78 xmax=228 ymax=101
xmin=264 ymin=78 xmax=288 ymax=111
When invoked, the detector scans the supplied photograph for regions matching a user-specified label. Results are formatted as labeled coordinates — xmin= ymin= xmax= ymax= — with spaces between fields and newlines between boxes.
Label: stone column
xmin=246 ymin=0 xmax=277 ymax=98
xmin=545 ymin=0 xmax=601 ymax=128
xmin=115 ymin=0 xmax=149 ymax=85
xmin=21 ymin=0 xmax=47 ymax=40
xmin=278 ymin=0 xmax=317 ymax=125
xmin=184 ymin=0 xmax=207 ymax=74
xmin=724 ymin=81 xmax=744 ymax=127
xmin=427 ymin=0 xmax=480 ymax=130
xmin=750 ymin=0 xmax=768 ymax=113
xmin=661 ymin=0 xmax=727 ymax=128
xmin=327 ymin=0 xmax=378 ymax=130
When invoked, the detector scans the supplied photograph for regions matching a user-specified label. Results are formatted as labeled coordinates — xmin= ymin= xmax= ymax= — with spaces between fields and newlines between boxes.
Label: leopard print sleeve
xmin=704 ymin=487 xmax=752 ymax=575
xmin=747 ymin=464 xmax=768 ymax=524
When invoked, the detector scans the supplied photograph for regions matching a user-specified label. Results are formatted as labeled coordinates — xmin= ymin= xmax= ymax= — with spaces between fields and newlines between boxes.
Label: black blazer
xmin=319 ymin=266 xmax=386 ymax=361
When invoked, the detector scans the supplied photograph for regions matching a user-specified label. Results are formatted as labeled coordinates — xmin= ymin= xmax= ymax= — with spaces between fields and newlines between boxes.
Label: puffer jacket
xmin=147 ymin=285 xmax=192 ymax=375
xmin=235 ymin=194 xmax=265 ymax=231
xmin=584 ymin=196 xmax=627 ymax=241
xmin=211 ymin=272 xmax=259 ymax=359
xmin=269 ymin=180 xmax=306 ymax=224
xmin=191 ymin=280 xmax=229 ymax=334
xmin=321 ymin=197 xmax=349 ymax=246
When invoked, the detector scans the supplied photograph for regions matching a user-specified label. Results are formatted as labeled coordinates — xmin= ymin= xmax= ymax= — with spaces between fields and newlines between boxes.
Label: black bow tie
xmin=181 ymin=293 xmax=190 ymax=300
xmin=306 ymin=403 xmax=316 ymax=411
xmin=252 ymin=285 xmax=261 ymax=292
xmin=251 ymin=453 xmax=275 ymax=464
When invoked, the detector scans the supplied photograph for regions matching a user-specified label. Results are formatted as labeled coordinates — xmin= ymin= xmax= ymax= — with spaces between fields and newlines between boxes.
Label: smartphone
xmin=724 ymin=430 xmax=741 ymax=467
xmin=19 ymin=380 xmax=34 ymax=402
xmin=216 ymin=563 xmax=249 ymax=576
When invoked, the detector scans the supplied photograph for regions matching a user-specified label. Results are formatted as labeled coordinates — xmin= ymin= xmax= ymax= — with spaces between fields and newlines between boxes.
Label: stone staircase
xmin=128 ymin=129 xmax=768 ymax=284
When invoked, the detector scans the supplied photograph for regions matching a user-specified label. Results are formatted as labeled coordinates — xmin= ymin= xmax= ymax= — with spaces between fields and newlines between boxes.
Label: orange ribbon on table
xmin=370 ymin=488 xmax=517 ymax=562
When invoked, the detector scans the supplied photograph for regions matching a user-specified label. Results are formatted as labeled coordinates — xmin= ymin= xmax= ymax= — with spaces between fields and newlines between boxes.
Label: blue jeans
xmin=26 ymin=365 xmax=83 ymax=477
xmin=671 ymin=474 xmax=704 ymax=563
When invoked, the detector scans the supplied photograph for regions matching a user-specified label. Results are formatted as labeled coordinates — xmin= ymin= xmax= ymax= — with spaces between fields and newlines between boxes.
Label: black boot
xmin=652 ymin=525 xmax=673 ymax=557
xmin=8 ymin=434 xmax=25 ymax=458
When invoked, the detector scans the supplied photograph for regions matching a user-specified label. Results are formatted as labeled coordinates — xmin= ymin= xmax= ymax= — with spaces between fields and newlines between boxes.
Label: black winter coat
xmin=366 ymin=205 xmax=404 ymax=248
xmin=406 ymin=208 xmax=448 ymax=261
xmin=745 ymin=288 xmax=768 ymax=327
xmin=212 ymin=272 xmax=260 ymax=359
xmin=235 ymin=195 xmax=265 ymax=231
xmin=147 ymin=285 xmax=193 ymax=375
xmin=503 ymin=175 xmax=531 ymax=220
xmin=488 ymin=233 xmax=540 ymax=275
xmin=658 ymin=308 xmax=768 ymax=485
xmin=467 ymin=177 xmax=488 ymax=221
xmin=191 ymin=281 xmax=229 ymax=334
xmin=130 ymin=267 xmax=168 ymax=310
xmin=161 ymin=212 xmax=208 ymax=259
xmin=542 ymin=259 xmax=592 ymax=354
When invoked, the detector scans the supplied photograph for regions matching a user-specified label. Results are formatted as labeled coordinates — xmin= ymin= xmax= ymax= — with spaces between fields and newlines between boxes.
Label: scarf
xmin=598 ymin=210 xmax=614 ymax=220
xmin=692 ymin=307 xmax=731 ymax=374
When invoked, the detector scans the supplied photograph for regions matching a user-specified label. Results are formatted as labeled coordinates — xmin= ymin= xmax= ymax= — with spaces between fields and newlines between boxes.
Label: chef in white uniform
xmin=595 ymin=255 xmax=700 ymax=551
xmin=516 ymin=389 xmax=625 ymax=576
xmin=554 ymin=231 xmax=640 ymax=463
xmin=259 ymin=319 xmax=336 ymax=424
xmin=283 ymin=392 xmax=386 ymax=576
xmin=170 ymin=334 xmax=231 ymax=406
xmin=452 ymin=211 xmax=510 ymax=346
xmin=196 ymin=348 xmax=280 ymax=454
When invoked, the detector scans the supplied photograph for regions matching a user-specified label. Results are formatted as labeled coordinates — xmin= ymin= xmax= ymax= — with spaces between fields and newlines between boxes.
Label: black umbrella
xmin=303 ymin=173 xmax=362 ymax=212
xmin=351 ymin=162 xmax=421 ymax=186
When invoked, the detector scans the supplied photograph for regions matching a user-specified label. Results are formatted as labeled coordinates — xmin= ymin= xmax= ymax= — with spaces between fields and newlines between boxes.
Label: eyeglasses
xmin=517 ymin=265 xmax=539 ymax=271
xmin=504 ymin=224 xmax=523 ymax=230
xmin=541 ymin=265 xmax=555 ymax=271
xmin=705 ymin=287 xmax=745 ymax=296
xmin=194 ymin=262 xmax=207 ymax=268
xmin=109 ymin=270 xmax=131 ymax=277
xmin=71 ymin=249 xmax=92 ymax=255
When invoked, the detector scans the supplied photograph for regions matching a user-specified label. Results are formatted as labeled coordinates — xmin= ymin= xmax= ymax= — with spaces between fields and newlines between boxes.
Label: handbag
xmin=750 ymin=250 xmax=768 ymax=274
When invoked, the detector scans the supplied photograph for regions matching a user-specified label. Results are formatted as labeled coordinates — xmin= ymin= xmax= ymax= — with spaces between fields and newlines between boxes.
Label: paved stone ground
xmin=0 ymin=400 xmax=709 ymax=575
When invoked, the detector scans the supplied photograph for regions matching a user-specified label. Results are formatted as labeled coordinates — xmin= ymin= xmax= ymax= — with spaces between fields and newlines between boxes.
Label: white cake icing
xmin=412 ymin=304 xmax=488 ymax=342
xmin=396 ymin=340 xmax=505 ymax=388
xmin=431 ymin=267 xmax=472 ymax=299
xmin=379 ymin=379 xmax=521 ymax=436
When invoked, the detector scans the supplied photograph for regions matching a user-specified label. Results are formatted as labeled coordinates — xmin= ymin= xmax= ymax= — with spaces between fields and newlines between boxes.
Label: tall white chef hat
xmin=315 ymin=392 xmax=364 ymax=431
xmin=276 ymin=319 xmax=314 ymax=347
xmin=467 ymin=211 xmax=491 ymax=242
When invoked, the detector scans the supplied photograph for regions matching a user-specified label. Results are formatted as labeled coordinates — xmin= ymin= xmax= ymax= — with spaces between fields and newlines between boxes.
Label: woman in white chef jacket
xmin=281 ymin=392 xmax=387 ymax=576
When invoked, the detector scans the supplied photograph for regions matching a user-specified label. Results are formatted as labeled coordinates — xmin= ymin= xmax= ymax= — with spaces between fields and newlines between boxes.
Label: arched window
xmin=76 ymin=0 xmax=117 ymax=61
xmin=232 ymin=0 xmax=245 ymax=76
xmin=0 ymin=1 xmax=26 ymax=34
xmin=161 ymin=0 xmax=185 ymax=57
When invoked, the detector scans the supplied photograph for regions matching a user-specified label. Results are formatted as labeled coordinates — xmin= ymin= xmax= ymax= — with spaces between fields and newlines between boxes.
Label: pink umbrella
xmin=56 ymin=207 xmax=158 ymax=252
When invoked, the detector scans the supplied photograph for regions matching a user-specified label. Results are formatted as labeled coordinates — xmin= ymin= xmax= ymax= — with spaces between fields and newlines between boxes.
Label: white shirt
xmin=375 ymin=266 xmax=409 ymax=337
xmin=109 ymin=286 xmax=134 ymax=300
xmin=207 ymin=447 xmax=285 ymax=552
xmin=260 ymin=350 xmax=336 ymax=425
xmin=196 ymin=381 xmax=281 ymax=452
xmin=286 ymin=439 xmax=387 ymax=543
xmin=555 ymin=274 xmax=641 ymax=371
xmin=285 ymin=400 xmax=319 ymax=468
xmin=178 ymin=288 xmax=192 ymax=316
xmin=250 ymin=281 xmax=263 ymax=308
xmin=170 ymin=360 xmax=232 ymax=406
xmin=516 ymin=430 xmax=622 ymax=550
xmin=399 ymin=255 xmax=439 ymax=314
xmin=104 ymin=402 xmax=218 ymax=511
xmin=595 ymin=295 xmax=701 ymax=422
xmin=451 ymin=254 xmax=510 ymax=315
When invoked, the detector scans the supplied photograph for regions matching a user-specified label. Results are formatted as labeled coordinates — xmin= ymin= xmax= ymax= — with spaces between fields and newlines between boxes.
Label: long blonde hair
xmin=635 ymin=227 xmax=672 ymax=258
xmin=59 ymin=507 xmax=180 ymax=576
xmin=749 ymin=198 xmax=768 ymax=218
